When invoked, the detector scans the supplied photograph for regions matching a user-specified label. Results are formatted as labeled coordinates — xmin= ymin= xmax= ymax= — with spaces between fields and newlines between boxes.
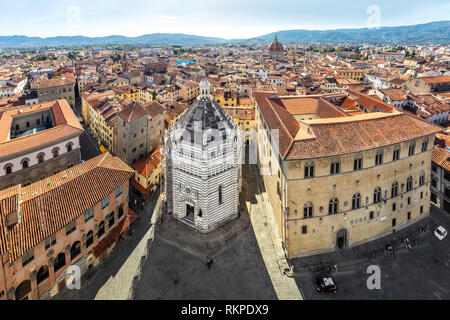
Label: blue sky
xmin=0 ymin=0 xmax=449 ymax=39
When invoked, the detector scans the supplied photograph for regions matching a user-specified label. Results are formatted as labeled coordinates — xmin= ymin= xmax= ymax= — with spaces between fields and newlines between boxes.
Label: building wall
xmin=284 ymin=142 xmax=432 ymax=257
xmin=0 ymin=137 xmax=80 ymax=178
xmin=117 ymin=116 xmax=148 ymax=166
xmin=0 ymin=148 xmax=81 ymax=190
xmin=256 ymin=102 xmax=436 ymax=257
xmin=37 ymin=84 xmax=75 ymax=108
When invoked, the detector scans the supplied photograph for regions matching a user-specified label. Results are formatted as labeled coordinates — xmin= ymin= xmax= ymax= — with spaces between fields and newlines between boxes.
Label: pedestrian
xmin=134 ymin=199 xmax=137 ymax=206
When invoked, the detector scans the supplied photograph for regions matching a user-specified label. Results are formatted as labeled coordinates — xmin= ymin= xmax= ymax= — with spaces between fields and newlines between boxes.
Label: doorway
xmin=186 ymin=204 xmax=195 ymax=223
xmin=336 ymin=228 xmax=348 ymax=249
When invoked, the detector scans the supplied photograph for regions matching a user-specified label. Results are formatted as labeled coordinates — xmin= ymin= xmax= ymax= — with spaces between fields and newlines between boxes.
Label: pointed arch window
xmin=391 ymin=182 xmax=399 ymax=198
xmin=304 ymin=202 xmax=313 ymax=219
xmin=329 ymin=198 xmax=339 ymax=215
xmin=352 ymin=193 xmax=361 ymax=210
xmin=373 ymin=187 xmax=382 ymax=203
xmin=406 ymin=176 xmax=413 ymax=191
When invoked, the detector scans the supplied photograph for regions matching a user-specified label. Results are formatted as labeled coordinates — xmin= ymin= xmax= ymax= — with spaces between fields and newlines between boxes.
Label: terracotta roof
xmin=421 ymin=76 xmax=450 ymax=84
xmin=133 ymin=147 xmax=163 ymax=178
xmin=0 ymin=152 xmax=135 ymax=261
xmin=432 ymin=145 xmax=450 ymax=172
xmin=144 ymin=101 xmax=165 ymax=118
xmin=37 ymin=77 xmax=75 ymax=89
xmin=380 ymin=89 xmax=408 ymax=101
xmin=119 ymin=101 xmax=148 ymax=123
xmin=254 ymin=91 xmax=443 ymax=161
xmin=286 ymin=113 xmax=443 ymax=160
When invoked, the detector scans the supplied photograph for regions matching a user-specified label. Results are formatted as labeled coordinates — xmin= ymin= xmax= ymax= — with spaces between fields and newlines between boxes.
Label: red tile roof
xmin=0 ymin=152 xmax=135 ymax=261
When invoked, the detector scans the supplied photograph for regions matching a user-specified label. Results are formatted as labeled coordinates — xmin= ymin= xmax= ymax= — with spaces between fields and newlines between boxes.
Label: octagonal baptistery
xmin=165 ymin=78 xmax=243 ymax=233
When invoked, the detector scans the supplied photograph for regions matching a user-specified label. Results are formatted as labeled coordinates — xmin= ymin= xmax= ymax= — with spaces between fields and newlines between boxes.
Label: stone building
xmin=165 ymin=78 xmax=243 ymax=232
xmin=37 ymin=78 xmax=76 ymax=108
xmin=0 ymin=100 xmax=82 ymax=190
xmin=254 ymin=91 xmax=442 ymax=258
xmin=0 ymin=153 xmax=135 ymax=300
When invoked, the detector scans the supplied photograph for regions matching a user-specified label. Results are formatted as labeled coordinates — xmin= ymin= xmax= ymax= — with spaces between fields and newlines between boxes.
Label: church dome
xmin=269 ymin=35 xmax=284 ymax=53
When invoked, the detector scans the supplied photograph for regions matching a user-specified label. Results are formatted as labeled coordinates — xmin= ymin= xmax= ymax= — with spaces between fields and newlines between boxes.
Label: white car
xmin=434 ymin=226 xmax=448 ymax=241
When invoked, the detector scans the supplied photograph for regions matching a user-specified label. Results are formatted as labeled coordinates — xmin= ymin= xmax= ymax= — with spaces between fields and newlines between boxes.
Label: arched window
xmin=352 ymin=193 xmax=361 ymax=209
xmin=86 ymin=231 xmax=94 ymax=248
xmin=391 ymin=182 xmax=399 ymax=198
xmin=37 ymin=153 xmax=45 ymax=163
xmin=67 ymin=143 xmax=73 ymax=152
xmin=52 ymin=148 xmax=59 ymax=158
xmin=70 ymin=241 xmax=81 ymax=260
xmin=375 ymin=150 xmax=384 ymax=166
xmin=22 ymin=159 xmax=29 ymax=169
xmin=406 ymin=176 xmax=413 ymax=191
xmin=218 ymin=185 xmax=223 ymax=205
xmin=393 ymin=146 xmax=401 ymax=161
xmin=373 ymin=187 xmax=382 ymax=203
xmin=37 ymin=119 xmax=41 ymax=126
xmin=304 ymin=202 xmax=313 ymax=219
xmin=198 ymin=209 xmax=203 ymax=218
xmin=419 ymin=173 xmax=425 ymax=186
xmin=5 ymin=164 xmax=12 ymax=175
xmin=54 ymin=252 xmax=66 ymax=272
xmin=26 ymin=121 xmax=30 ymax=128
xmin=36 ymin=265 xmax=49 ymax=284
xmin=15 ymin=280 xmax=31 ymax=300
xmin=329 ymin=198 xmax=339 ymax=215
xmin=97 ymin=221 xmax=105 ymax=238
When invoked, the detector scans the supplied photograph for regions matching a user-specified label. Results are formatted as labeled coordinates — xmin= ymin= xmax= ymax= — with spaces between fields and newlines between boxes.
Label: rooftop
xmin=0 ymin=152 xmax=135 ymax=261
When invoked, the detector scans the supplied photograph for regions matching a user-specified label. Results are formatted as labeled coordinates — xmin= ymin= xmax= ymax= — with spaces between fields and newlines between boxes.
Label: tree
xmin=152 ymin=91 xmax=157 ymax=100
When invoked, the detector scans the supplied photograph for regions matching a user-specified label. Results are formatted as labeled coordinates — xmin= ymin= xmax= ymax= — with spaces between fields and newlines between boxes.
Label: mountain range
xmin=0 ymin=21 xmax=448 ymax=48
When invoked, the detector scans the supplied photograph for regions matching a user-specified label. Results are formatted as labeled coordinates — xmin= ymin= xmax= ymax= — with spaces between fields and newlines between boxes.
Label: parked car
xmin=434 ymin=226 xmax=448 ymax=241
xmin=315 ymin=275 xmax=337 ymax=293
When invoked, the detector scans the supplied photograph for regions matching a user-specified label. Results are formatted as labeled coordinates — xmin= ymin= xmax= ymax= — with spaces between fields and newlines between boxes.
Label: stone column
xmin=30 ymin=270 xmax=39 ymax=300
xmin=7 ymin=287 xmax=15 ymax=300
xmin=65 ymin=245 xmax=71 ymax=266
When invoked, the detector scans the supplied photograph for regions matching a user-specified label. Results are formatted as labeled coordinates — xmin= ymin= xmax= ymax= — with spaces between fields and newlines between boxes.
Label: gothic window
xmin=330 ymin=160 xmax=341 ymax=175
xmin=304 ymin=162 xmax=315 ymax=178
xmin=375 ymin=150 xmax=383 ymax=166
xmin=303 ymin=202 xmax=313 ymax=219
xmin=419 ymin=173 xmax=425 ymax=186
xmin=352 ymin=193 xmax=361 ymax=210
xmin=373 ymin=187 xmax=382 ymax=203
xmin=329 ymin=198 xmax=339 ymax=215
xmin=393 ymin=146 xmax=401 ymax=161
xmin=406 ymin=176 xmax=413 ymax=191
xmin=391 ymin=182 xmax=399 ymax=198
